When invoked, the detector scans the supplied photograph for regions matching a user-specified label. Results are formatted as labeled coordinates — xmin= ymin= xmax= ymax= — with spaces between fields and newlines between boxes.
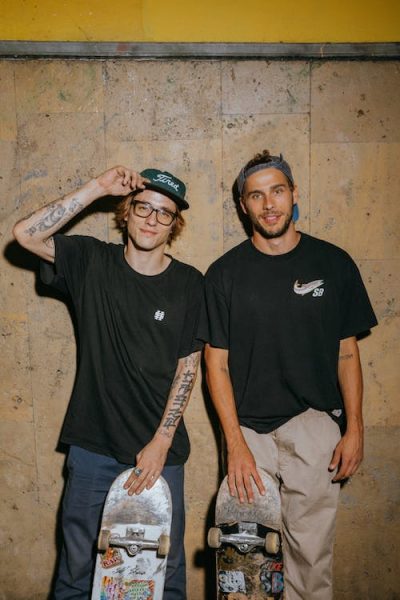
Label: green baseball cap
xmin=140 ymin=168 xmax=189 ymax=210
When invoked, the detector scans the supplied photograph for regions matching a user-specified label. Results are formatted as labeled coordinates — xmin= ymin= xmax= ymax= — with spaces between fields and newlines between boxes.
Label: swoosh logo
xmin=293 ymin=279 xmax=324 ymax=295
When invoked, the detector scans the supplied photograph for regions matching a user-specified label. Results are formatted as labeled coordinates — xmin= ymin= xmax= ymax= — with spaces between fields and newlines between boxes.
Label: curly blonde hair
xmin=114 ymin=192 xmax=185 ymax=245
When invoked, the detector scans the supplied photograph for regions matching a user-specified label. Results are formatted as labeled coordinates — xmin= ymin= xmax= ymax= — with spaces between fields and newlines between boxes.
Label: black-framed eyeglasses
xmin=130 ymin=200 xmax=177 ymax=226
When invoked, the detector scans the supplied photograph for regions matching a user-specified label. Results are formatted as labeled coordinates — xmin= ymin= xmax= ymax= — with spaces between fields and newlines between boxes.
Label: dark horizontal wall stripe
xmin=1 ymin=41 xmax=399 ymax=59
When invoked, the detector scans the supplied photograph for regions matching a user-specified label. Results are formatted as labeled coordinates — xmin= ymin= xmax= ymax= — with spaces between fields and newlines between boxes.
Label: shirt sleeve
xmin=340 ymin=256 xmax=378 ymax=339
xmin=200 ymin=264 xmax=230 ymax=349
xmin=39 ymin=234 xmax=98 ymax=298
xmin=177 ymin=268 xmax=205 ymax=358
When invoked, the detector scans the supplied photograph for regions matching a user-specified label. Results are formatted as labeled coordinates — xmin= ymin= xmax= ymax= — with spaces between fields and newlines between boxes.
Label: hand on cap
xmin=95 ymin=166 xmax=150 ymax=197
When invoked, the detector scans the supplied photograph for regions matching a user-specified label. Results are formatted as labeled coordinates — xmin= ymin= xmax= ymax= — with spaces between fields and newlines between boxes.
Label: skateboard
xmin=208 ymin=469 xmax=284 ymax=599
xmin=92 ymin=469 xmax=172 ymax=600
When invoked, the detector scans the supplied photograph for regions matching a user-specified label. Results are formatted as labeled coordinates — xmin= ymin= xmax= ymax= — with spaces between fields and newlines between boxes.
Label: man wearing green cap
xmin=13 ymin=165 xmax=203 ymax=599
xmin=202 ymin=150 xmax=377 ymax=599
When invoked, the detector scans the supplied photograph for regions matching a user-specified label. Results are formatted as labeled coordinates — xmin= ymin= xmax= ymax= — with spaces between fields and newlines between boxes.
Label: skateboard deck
xmin=92 ymin=469 xmax=172 ymax=600
xmin=208 ymin=469 xmax=284 ymax=599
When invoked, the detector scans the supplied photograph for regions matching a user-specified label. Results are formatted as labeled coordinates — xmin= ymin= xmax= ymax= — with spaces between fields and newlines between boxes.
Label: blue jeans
xmin=55 ymin=446 xmax=186 ymax=599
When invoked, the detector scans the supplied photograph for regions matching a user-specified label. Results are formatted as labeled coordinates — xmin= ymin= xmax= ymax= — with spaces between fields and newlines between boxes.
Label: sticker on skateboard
xmin=100 ymin=575 xmax=155 ymax=599
xmin=92 ymin=469 xmax=172 ymax=600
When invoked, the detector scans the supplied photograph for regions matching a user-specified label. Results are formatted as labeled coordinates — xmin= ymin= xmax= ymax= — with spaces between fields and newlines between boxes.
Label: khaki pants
xmin=241 ymin=409 xmax=341 ymax=600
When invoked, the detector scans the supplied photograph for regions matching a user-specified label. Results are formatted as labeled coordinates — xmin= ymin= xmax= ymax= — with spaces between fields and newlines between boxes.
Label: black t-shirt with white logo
xmin=202 ymin=233 xmax=377 ymax=434
xmin=40 ymin=235 xmax=204 ymax=465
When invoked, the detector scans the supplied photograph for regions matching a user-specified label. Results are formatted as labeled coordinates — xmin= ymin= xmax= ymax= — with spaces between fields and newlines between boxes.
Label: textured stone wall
xmin=0 ymin=59 xmax=399 ymax=599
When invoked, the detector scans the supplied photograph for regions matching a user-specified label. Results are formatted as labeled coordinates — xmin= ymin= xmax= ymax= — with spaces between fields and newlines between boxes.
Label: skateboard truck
xmin=98 ymin=527 xmax=171 ymax=557
xmin=208 ymin=521 xmax=280 ymax=555
xmin=92 ymin=472 xmax=172 ymax=599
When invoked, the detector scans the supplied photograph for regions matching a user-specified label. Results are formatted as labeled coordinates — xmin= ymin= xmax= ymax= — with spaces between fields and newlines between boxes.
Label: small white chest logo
xmin=293 ymin=279 xmax=325 ymax=296
xmin=154 ymin=310 xmax=165 ymax=321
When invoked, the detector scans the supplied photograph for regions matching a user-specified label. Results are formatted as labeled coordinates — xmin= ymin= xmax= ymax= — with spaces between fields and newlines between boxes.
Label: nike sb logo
xmin=293 ymin=279 xmax=325 ymax=297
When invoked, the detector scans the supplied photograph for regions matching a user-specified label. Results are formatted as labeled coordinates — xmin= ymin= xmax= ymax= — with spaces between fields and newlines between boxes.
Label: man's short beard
xmin=252 ymin=209 xmax=293 ymax=240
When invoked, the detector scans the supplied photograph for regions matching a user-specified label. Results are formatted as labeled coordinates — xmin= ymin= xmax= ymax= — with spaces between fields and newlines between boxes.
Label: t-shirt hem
xmin=239 ymin=412 xmax=302 ymax=434
xmin=240 ymin=405 xmax=345 ymax=435
xmin=61 ymin=436 xmax=189 ymax=466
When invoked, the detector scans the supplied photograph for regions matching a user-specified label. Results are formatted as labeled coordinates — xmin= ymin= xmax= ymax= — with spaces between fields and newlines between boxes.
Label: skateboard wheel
xmin=98 ymin=529 xmax=111 ymax=552
xmin=207 ymin=527 xmax=222 ymax=549
xmin=265 ymin=532 xmax=280 ymax=555
xmin=157 ymin=534 xmax=170 ymax=557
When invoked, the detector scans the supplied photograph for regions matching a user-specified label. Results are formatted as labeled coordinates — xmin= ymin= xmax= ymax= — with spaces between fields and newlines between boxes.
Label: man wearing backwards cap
xmin=203 ymin=150 xmax=377 ymax=599
xmin=13 ymin=165 xmax=203 ymax=599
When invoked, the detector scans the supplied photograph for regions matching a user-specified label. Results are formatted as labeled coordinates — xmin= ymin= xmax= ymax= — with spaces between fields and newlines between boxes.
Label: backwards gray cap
xmin=237 ymin=153 xmax=294 ymax=196
xmin=236 ymin=153 xmax=299 ymax=222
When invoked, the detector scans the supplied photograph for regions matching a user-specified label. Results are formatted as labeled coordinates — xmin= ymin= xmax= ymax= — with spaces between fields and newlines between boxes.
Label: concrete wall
xmin=0 ymin=59 xmax=399 ymax=599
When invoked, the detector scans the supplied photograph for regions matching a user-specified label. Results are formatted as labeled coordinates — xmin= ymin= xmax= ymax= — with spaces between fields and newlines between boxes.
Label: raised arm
xmin=330 ymin=335 xmax=364 ymax=481
xmin=204 ymin=344 xmax=265 ymax=503
xmin=12 ymin=166 xmax=148 ymax=262
xmin=124 ymin=351 xmax=201 ymax=495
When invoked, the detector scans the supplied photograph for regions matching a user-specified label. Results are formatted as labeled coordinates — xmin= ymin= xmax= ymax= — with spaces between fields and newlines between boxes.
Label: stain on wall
xmin=0 ymin=58 xmax=399 ymax=599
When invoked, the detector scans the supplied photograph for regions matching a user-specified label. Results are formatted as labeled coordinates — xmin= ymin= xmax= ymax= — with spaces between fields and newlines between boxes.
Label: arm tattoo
xmin=161 ymin=355 xmax=199 ymax=432
xmin=23 ymin=197 xmax=83 ymax=236
xmin=24 ymin=203 xmax=66 ymax=235
xmin=184 ymin=353 xmax=199 ymax=369
xmin=339 ymin=353 xmax=354 ymax=360
xmin=68 ymin=197 xmax=83 ymax=214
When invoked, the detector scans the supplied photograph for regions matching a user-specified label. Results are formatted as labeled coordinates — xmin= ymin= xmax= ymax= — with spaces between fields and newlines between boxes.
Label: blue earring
xmin=293 ymin=204 xmax=299 ymax=222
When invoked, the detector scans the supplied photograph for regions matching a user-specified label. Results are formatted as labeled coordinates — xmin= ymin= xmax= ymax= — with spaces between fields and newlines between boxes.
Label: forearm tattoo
xmin=161 ymin=354 xmax=199 ymax=435
xmin=339 ymin=353 xmax=354 ymax=360
xmin=21 ymin=197 xmax=83 ymax=236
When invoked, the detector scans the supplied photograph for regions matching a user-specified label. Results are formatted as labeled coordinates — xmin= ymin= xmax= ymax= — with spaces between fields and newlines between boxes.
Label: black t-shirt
xmin=40 ymin=234 xmax=204 ymax=465
xmin=202 ymin=233 xmax=377 ymax=433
